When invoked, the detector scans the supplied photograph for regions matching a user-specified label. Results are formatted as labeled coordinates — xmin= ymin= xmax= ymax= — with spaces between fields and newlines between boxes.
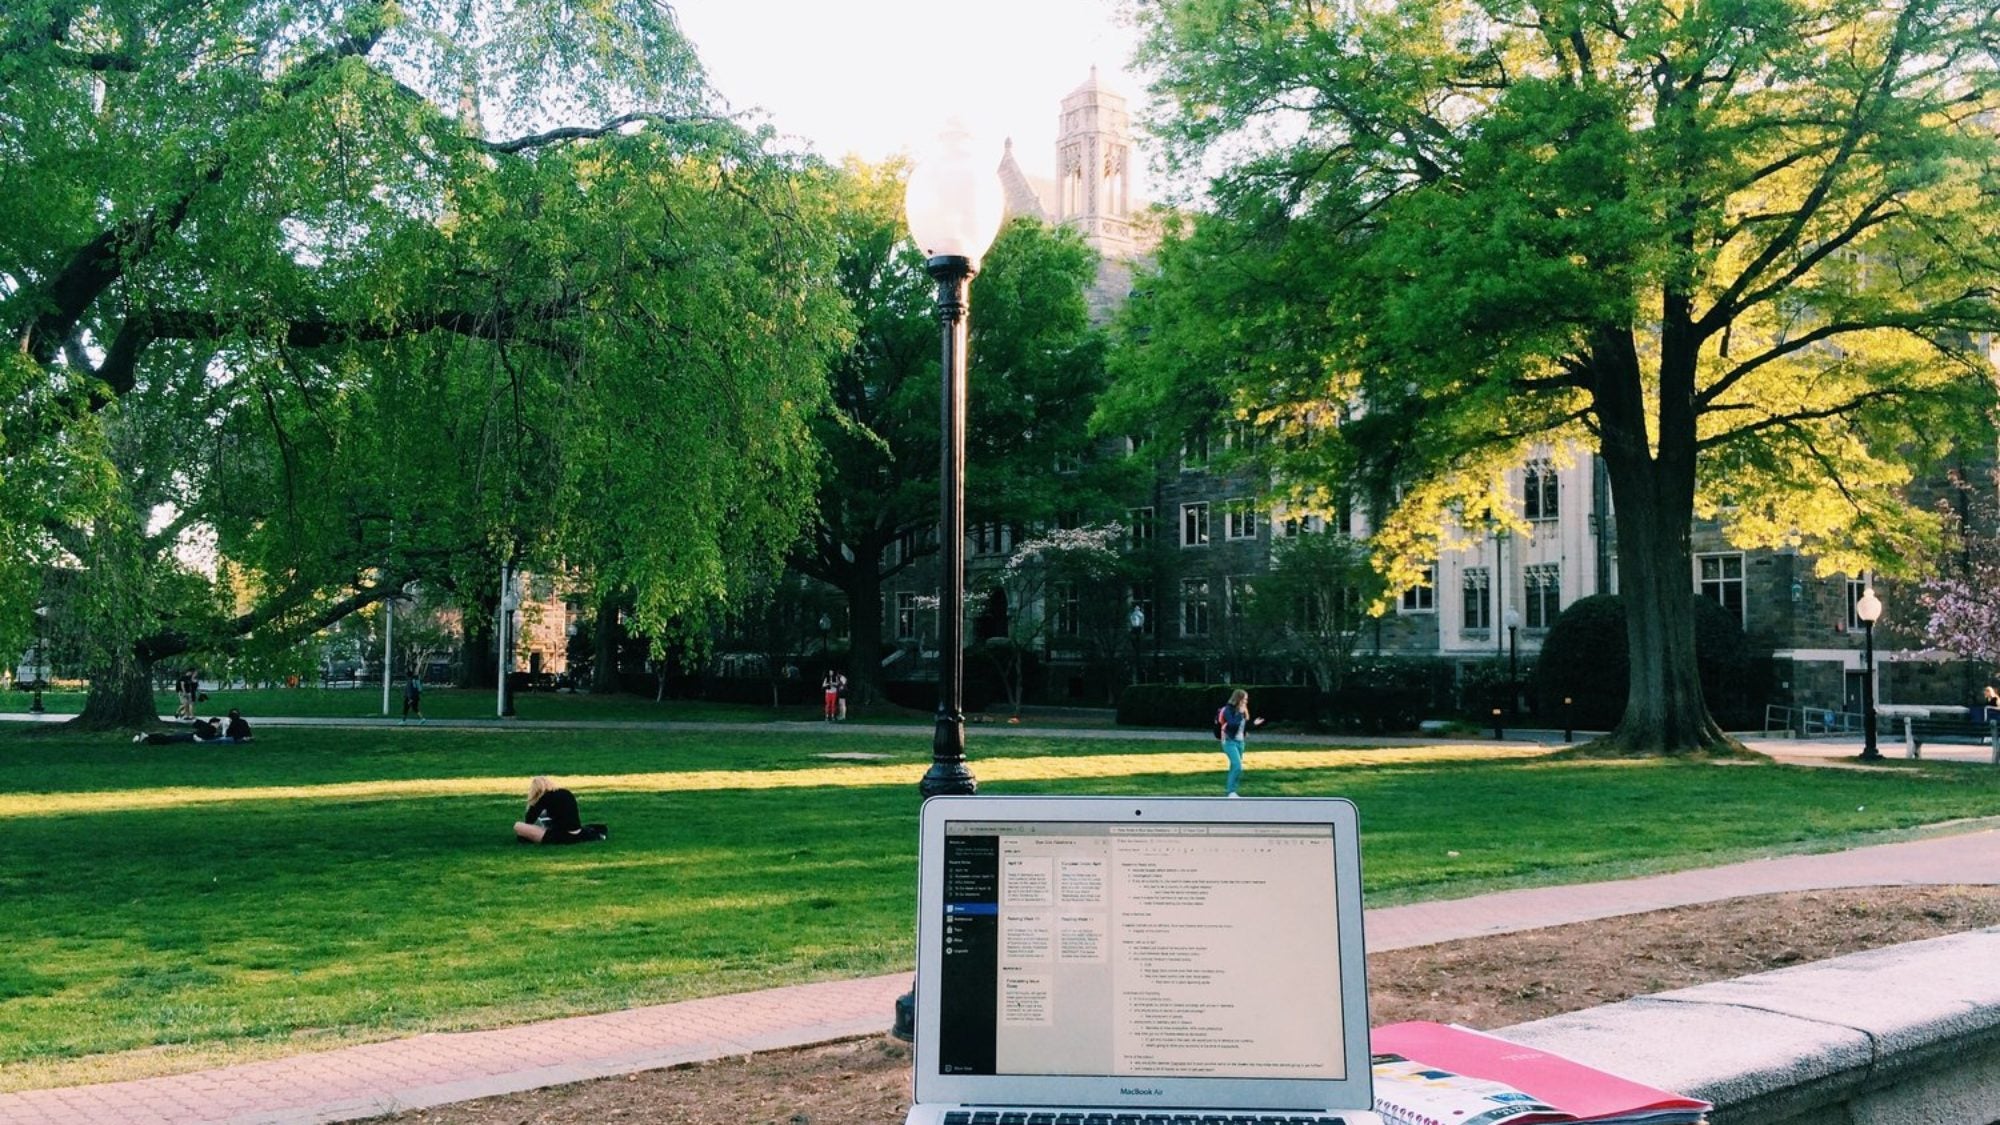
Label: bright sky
xmin=670 ymin=0 xmax=1151 ymax=187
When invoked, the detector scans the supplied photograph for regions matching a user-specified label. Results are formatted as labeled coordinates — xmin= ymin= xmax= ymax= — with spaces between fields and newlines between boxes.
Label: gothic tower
xmin=1054 ymin=66 xmax=1135 ymax=261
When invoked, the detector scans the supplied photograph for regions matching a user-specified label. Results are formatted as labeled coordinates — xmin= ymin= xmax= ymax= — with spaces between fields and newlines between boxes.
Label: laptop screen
xmin=934 ymin=817 xmax=1347 ymax=1081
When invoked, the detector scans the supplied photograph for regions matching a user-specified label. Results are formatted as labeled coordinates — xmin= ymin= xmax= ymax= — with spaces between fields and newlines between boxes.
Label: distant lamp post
xmin=905 ymin=118 xmax=1004 ymax=799
xmin=1856 ymin=586 xmax=1883 ymax=760
xmin=1128 ymin=604 xmax=1146 ymax=685
xmin=498 ymin=563 xmax=520 ymax=719
xmin=1504 ymin=607 xmax=1521 ymax=721
xmin=29 ymin=605 xmax=48 ymax=714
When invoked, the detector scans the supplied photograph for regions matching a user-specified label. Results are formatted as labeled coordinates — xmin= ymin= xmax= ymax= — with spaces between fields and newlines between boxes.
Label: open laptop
xmin=907 ymin=795 xmax=1381 ymax=1125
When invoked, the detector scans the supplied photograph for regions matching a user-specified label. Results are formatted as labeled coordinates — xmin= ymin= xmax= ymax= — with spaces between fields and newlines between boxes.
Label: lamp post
xmin=1856 ymin=586 xmax=1882 ymax=760
xmin=498 ymin=563 xmax=519 ymax=719
xmin=1504 ymin=607 xmax=1521 ymax=721
xmin=1128 ymin=604 xmax=1145 ymax=685
xmin=29 ymin=605 xmax=48 ymax=714
xmin=905 ymin=120 xmax=1004 ymax=799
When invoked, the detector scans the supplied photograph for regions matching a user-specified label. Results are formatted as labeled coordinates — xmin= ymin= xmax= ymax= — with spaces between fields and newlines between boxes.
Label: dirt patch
xmin=366 ymin=885 xmax=2000 ymax=1125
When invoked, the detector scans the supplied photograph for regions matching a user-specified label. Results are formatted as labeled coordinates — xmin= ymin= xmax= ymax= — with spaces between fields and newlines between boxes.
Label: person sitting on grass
xmin=514 ymin=776 xmax=608 ymax=845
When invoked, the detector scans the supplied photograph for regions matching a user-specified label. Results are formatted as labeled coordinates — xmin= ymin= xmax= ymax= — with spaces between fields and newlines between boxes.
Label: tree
xmin=1918 ymin=469 xmax=2000 ymax=669
xmin=1113 ymin=0 xmax=2000 ymax=754
xmin=3 ymin=0 xmax=849 ymax=725
xmin=1246 ymin=532 xmax=1380 ymax=693
xmin=971 ymin=524 xmax=1126 ymax=715
xmin=792 ymin=163 xmax=1122 ymax=700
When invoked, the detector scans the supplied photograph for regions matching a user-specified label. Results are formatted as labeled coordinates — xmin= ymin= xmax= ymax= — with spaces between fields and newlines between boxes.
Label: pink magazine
xmin=1372 ymin=1021 xmax=1710 ymax=1124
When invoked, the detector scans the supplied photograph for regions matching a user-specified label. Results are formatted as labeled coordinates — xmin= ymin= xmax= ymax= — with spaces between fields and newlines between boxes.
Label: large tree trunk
xmin=1593 ymin=326 xmax=1735 ymax=755
xmin=844 ymin=572 xmax=884 ymax=704
xmin=591 ymin=598 xmax=620 ymax=694
xmin=77 ymin=648 xmax=159 ymax=730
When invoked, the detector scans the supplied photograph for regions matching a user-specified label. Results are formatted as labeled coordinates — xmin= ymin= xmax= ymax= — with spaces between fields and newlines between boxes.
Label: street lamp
xmin=1856 ymin=586 xmax=1882 ymax=760
xmin=905 ymin=119 xmax=1004 ymax=799
xmin=498 ymin=563 xmax=519 ymax=719
xmin=1128 ymin=604 xmax=1146 ymax=685
xmin=29 ymin=605 xmax=48 ymax=714
xmin=1504 ymin=607 xmax=1521 ymax=721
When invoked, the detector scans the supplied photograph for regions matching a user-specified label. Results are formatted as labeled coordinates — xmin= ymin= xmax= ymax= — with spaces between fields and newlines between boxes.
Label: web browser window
xmin=937 ymin=821 xmax=1345 ymax=1081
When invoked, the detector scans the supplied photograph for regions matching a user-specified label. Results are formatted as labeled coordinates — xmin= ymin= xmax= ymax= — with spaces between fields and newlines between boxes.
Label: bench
xmin=1897 ymin=714 xmax=2000 ymax=761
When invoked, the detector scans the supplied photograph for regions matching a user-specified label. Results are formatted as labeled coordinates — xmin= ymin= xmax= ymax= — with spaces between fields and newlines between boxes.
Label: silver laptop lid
xmin=912 ymin=796 xmax=1373 ymax=1112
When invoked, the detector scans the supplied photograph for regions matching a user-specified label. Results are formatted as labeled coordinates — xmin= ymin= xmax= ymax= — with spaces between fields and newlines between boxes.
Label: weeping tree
xmin=2 ymin=0 xmax=850 ymax=726
xmin=1110 ymin=0 xmax=2000 ymax=754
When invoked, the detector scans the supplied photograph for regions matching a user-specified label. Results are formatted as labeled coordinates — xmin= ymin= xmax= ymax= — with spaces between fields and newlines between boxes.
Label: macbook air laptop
xmin=907 ymin=795 xmax=1381 ymax=1125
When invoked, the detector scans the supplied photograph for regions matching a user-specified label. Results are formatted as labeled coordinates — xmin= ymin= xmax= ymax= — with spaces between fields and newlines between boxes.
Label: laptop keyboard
xmin=932 ymin=1104 xmax=1344 ymax=1112
xmin=941 ymin=1114 xmax=1348 ymax=1125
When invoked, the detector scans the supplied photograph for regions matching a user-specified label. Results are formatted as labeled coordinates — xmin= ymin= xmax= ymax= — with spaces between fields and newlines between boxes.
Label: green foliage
xmin=1537 ymin=595 xmax=1771 ymax=729
xmin=792 ymin=165 xmax=1121 ymax=688
xmin=1 ymin=0 xmax=854 ymax=711
xmin=1113 ymin=0 xmax=2000 ymax=747
xmin=1245 ymin=532 xmax=1382 ymax=691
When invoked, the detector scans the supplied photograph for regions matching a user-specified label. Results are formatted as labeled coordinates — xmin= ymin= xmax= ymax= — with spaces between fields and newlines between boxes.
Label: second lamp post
xmin=1856 ymin=586 xmax=1882 ymax=760
xmin=904 ymin=122 xmax=1005 ymax=798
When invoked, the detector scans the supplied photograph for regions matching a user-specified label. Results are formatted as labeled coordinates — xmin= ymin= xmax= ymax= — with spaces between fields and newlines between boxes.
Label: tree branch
xmin=479 ymin=111 xmax=727 ymax=155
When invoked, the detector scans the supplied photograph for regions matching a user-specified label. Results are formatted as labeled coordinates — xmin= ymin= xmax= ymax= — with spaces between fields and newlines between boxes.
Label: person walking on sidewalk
xmin=402 ymin=675 xmax=425 ymax=723
xmin=1216 ymin=688 xmax=1263 ymax=797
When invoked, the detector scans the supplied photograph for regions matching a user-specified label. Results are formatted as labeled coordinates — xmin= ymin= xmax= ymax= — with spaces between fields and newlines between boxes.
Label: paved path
xmin=4 ymin=821 xmax=1998 ymax=1125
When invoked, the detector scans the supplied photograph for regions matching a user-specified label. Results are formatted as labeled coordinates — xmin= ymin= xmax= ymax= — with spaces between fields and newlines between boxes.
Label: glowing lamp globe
xmin=904 ymin=119 xmax=1005 ymax=266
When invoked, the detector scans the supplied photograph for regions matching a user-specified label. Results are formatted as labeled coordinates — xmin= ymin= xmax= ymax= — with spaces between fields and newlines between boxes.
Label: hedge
xmin=1535 ymin=593 xmax=1773 ymax=730
xmin=1116 ymin=684 xmax=1319 ymax=729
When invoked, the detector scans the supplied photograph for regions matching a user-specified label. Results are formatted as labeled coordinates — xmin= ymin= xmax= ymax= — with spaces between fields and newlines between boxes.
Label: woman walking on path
xmin=1216 ymin=689 xmax=1263 ymax=796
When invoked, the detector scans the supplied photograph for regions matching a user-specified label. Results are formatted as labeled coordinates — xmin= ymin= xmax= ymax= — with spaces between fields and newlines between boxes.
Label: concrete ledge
xmin=1496 ymin=928 xmax=2000 ymax=1125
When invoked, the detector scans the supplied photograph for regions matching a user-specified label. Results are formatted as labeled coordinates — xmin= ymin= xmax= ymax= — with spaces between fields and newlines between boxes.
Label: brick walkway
xmin=4 ymin=821 xmax=1997 ymax=1125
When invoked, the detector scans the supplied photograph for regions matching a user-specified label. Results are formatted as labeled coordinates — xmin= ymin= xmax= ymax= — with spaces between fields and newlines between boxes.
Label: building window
xmin=1054 ymin=450 xmax=1082 ymax=474
xmin=1224 ymin=419 xmax=1263 ymax=451
xmin=895 ymin=592 xmax=917 ymax=640
xmin=1225 ymin=500 xmax=1259 ymax=540
xmin=1401 ymin=564 xmax=1437 ymax=613
xmin=1846 ymin=575 xmax=1873 ymax=630
xmin=1181 ymin=432 xmax=1210 ymax=472
xmin=1697 ymin=553 xmax=1745 ymax=624
xmin=1181 ymin=502 xmax=1210 ymax=547
xmin=1127 ymin=507 xmax=1154 ymax=547
xmin=1226 ymin=576 xmax=1253 ymax=623
xmin=1523 ymin=459 xmax=1559 ymax=522
xmin=1181 ymin=578 xmax=1211 ymax=637
xmin=1524 ymin=564 xmax=1561 ymax=629
xmin=1462 ymin=567 xmax=1491 ymax=631
xmin=1052 ymin=582 xmax=1080 ymax=638
xmin=1281 ymin=513 xmax=1325 ymax=537
xmin=1130 ymin=588 xmax=1155 ymax=637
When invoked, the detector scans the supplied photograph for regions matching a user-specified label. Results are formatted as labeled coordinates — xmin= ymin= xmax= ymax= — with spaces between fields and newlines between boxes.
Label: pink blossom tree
xmin=1918 ymin=473 xmax=2000 ymax=669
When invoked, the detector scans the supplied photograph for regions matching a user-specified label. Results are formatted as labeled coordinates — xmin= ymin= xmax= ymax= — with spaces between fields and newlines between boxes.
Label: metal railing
xmin=1763 ymin=703 xmax=1864 ymax=738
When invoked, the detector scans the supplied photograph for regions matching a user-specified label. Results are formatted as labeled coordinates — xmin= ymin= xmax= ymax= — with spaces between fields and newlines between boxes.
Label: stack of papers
xmin=1371 ymin=1022 xmax=1710 ymax=1125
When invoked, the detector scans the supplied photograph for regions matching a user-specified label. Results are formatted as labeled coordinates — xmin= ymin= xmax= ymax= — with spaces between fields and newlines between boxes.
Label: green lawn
xmin=5 ymin=722 xmax=2000 ymax=1089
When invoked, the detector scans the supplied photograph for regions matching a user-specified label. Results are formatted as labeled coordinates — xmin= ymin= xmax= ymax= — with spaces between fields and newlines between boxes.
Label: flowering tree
xmin=1919 ymin=473 xmax=2000 ymax=669
xmin=973 ymin=525 xmax=1127 ymax=715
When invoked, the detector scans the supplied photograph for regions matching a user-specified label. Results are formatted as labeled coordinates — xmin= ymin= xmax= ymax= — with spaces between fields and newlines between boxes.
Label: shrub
xmin=1536 ymin=594 xmax=1773 ymax=731
xmin=1116 ymin=684 xmax=1318 ymax=729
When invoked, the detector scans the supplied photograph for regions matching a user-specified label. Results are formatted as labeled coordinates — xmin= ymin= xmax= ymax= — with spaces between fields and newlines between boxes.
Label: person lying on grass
xmin=135 ymin=716 xmax=221 ymax=745
xmin=514 ymin=776 xmax=608 ymax=845
xmin=134 ymin=709 xmax=254 ymax=746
